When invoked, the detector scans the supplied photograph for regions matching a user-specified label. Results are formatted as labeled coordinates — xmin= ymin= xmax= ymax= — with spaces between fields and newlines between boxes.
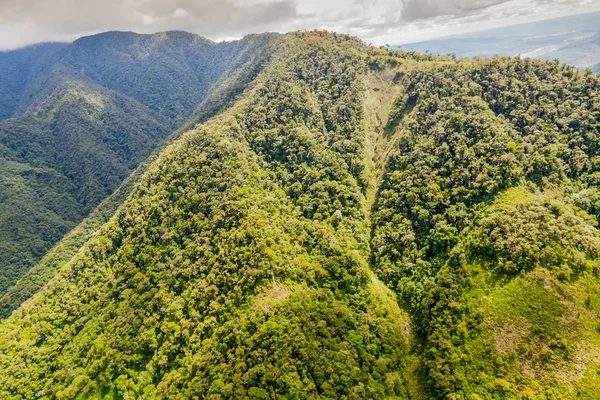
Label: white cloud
xmin=289 ymin=0 xmax=600 ymax=45
xmin=172 ymin=8 xmax=190 ymax=18
xmin=142 ymin=15 xmax=155 ymax=25
xmin=0 ymin=0 xmax=298 ymax=49
xmin=0 ymin=0 xmax=598 ymax=50
xmin=382 ymin=0 xmax=600 ymax=44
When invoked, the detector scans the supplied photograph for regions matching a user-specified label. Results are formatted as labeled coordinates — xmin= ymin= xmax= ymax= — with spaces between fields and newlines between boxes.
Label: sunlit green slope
xmin=0 ymin=32 xmax=416 ymax=399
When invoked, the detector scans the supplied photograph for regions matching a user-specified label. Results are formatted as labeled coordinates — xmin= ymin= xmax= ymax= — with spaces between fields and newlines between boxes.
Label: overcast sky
xmin=0 ymin=0 xmax=599 ymax=50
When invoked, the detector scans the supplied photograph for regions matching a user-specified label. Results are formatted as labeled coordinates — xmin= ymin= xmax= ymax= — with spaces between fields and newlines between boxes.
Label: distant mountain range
xmin=396 ymin=11 xmax=600 ymax=72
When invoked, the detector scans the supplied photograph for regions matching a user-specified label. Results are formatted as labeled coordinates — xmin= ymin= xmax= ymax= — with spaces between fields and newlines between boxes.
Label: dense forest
xmin=372 ymin=56 xmax=600 ymax=398
xmin=0 ymin=32 xmax=276 ymax=301
xmin=1 ymin=30 xmax=600 ymax=399
xmin=0 ymin=43 xmax=67 ymax=120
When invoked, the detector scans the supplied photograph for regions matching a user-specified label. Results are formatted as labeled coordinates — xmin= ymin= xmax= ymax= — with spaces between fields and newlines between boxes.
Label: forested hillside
xmin=372 ymin=56 xmax=600 ymax=398
xmin=1 ymin=30 xmax=600 ymax=399
xmin=0 ymin=32 xmax=417 ymax=399
xmin=0 ymin=32 xmax=276 ymax=301
xmin=0 ymin=42 xmax=67 ymax=120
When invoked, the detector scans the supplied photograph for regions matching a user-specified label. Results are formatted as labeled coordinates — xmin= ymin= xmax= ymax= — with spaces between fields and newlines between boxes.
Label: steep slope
xmin=0 ymin=42 xmax=275 ymax=318
xmin=0 ymin=42 xmax=67 ymax=120
xmin=0 ymin=140 xmax=162 ymax=319
xmin=24 ymin=31 xmax=277 ymax=128
xmin=0 ymin=82 xmax=168 ymax=296
xmin=0 ymin=32 xmax=276 ymax=299
xmin=0 ymin=32 xmax=415 ymax=399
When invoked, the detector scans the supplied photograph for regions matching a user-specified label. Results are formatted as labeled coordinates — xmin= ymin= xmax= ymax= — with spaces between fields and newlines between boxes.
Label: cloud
xmin=0 ymin=0 xmax=598 ymax=50
xmin=400 ymin=0 xmax=511 ymax=21
xmin=172 ymin=9 xmax=190 ymax=18
xmin=289 ymin=0 xmax=600 ymax=46
xmin=0 ymin=0 xmax=299 ymax=49
xmin=355 ymin=0 xmax=600 ymax=44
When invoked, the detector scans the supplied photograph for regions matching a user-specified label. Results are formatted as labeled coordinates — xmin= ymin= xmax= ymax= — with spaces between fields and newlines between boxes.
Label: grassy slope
xmin=371 ymin=57 xmax=600 ymax=398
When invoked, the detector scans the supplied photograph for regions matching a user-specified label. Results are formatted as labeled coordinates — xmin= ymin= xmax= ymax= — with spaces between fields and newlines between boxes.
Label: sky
xmin=0 ymin=0 xmax=599 ymax=50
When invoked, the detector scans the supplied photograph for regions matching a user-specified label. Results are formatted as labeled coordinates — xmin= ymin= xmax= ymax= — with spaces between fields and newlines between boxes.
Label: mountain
xmin=372 ymin=56 xmax=600 ymax=398
xmin=0 ymin=32 xmax=417 ymax=399
xmin=1 ymin=31 xmax=600 ymax=398
xmin=0 ymin=42 xmax=68 ymax=120
xmin=396 ymin=11 xmax=600 ymax=71
xmin=0 ymin=31 xmax=276 ymax=300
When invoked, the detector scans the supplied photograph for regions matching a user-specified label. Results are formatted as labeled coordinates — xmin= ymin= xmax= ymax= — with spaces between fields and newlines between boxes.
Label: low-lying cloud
xmin=401 ymin=0 xmax=511 ymax=21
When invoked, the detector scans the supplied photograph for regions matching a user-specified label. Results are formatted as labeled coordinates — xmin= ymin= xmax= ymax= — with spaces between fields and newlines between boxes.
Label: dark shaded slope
xmin=0 ymin=36 xmax=277 ymax=317
xmin=0 ymin=80 xmax=169 ymax=296
xmin=0 ymin=42 xmax=67 ymax=120
xmin=0 ymin=154 xmax=145 ymax=319
xmin=0 ymin=159 xmax=79 ymax=294
xmin=21 ymin=31 xmax=279 ymax=129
